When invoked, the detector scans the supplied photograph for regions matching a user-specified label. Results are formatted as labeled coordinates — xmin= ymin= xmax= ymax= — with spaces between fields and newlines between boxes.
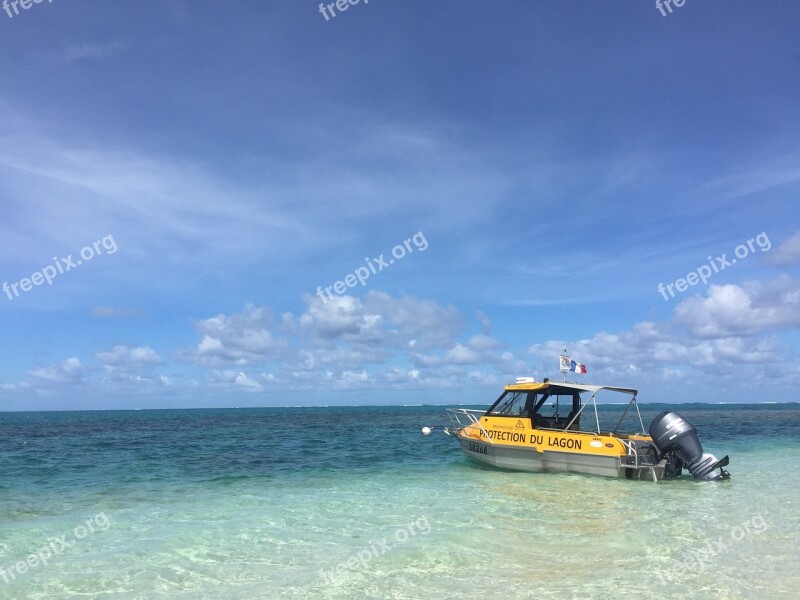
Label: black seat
xmin=563 ymin=412 xmax=580 ymax=430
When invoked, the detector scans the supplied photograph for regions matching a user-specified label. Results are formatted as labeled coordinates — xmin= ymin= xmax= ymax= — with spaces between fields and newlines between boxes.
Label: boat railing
xmin=563 ymin=389 xmax=646 ymax=436
xmin=564 ymin=392 xmax=601 ymax=433
xmin=612 ymin=395 xmax=647 ymax=436
xmin=445 ymin=408 xmax=494 ymax=444
xmin=619 ymin=439 xmax=660 ymax=482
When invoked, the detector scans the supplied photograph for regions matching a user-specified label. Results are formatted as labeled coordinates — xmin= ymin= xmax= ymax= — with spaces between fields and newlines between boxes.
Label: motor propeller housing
xmin=648 ymin=411 xmax=730 ymax=481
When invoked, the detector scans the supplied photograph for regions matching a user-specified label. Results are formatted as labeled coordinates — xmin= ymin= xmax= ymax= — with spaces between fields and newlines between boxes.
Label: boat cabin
xmin=486 ymin=382 xmax=583 ymax=431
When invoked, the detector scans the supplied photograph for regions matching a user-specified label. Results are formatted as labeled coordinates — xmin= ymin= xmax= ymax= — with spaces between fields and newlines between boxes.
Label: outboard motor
xmin=649 ymin=411 xmax=730 ymax=481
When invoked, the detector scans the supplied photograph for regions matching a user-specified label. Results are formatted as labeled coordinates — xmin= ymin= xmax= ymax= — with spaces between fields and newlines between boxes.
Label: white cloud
xmin=21 ymin=273 xmax=799 ymax=401
xmin=445 ymin=344 xmax=482 ymax=364
xmin=297 ymin=292 xmax=461 ymax=352
xmin=316 ymin=347 xmax=387 ymax=368
xmin=176 ymin=304 xmax=287 ymax=367
xmin=528 ymin=275 xmax=800 ymax=390
xmin=340 ymin=370 xmax=370 ymax=385
xmin=96 ymin=345 xmax=163 ymax=368
xmin=672 ymin=277 xmax=800 ymax=338
xmin=467 ymin=370 xmax=503 ymax=386
xmin=409 ymin=352 xmax=443 ymax=368
xmin=444 ymin=335 xmax=506 ymax=365
xmin=166 ymin=292 xmax=511 ymax=392
xmin=767 ymin=231 xmax=800 ymax=266
xmin=28 ymin=358 xmax=85 ymax=384
xmin=710 ymin=337 xmax=781 ymax=364
xmin=466 ymin=334 xmax=500 ymax=351
xmin=299 ymin=295 xmax=385 ymax=343
xmin=383 ymin=367 xmax=421 ymax=384
xmin=527 ymin=325 xmax=770 ymax=378
xmin=365 ymin=292 xmax=462 ymax=351
xmin=211 ymin=370 xmax=264 ymax=392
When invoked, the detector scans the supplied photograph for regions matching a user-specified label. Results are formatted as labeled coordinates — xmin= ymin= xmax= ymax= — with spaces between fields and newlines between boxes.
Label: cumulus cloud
xmin=165 ymin=275 xmax=796 ymax=397
xmin=528 ymin=275 xmax=800 ymax=388
xmin=339 ymin=370 xmax=370 ymax=386
xmin=166 ymin=292 xmax=511 ymax=392
xmin=294 ymin=292 xmax=466 ymax=367
xmin=28 ymin=358 xmax=86 ymax=384
xmin=710 ymin=337 xmax=782 ymax=364
xmin=295 ymin=292 xmax=462 ymax=351
xmin=466 ymin=334 xmax=500 ymax=351
xmin=527 ymin=324 xmax=709 ymax=376
xmin=175 ymin=304 xmax=288 ymax=367
xmin=767 ymin=231 xmax=800 ymax=266
xmin=527 ymin=327 xmax=784 ymax=379
xmin=36 ymin=272 xmax=799 ymax=401
xmin=445 ymin=344 xmax=482 ymax=364
xmin=364 ymin=292 xmax=462 ymax=351
xmin=382 ymin=367 xmax=421 ymax=384
xmin=444 ymin=335 xmax=501 ymax=365
xmin=96 ymin=345 xmax=163 ymax=368
xmin=672 ymin=277 xmax=800 ymax=338
xmin=211 ymin=370 xmax=264 ymax=392
xmin=299 ymin=295 xmax=385 ymax=344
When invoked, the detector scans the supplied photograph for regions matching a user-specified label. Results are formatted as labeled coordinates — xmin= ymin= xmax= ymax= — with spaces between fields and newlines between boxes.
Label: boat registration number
xmin=467 ymin=442 xmax=488 ymax=455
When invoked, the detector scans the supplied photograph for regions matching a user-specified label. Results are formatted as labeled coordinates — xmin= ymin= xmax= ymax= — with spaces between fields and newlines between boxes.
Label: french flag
xmin=569 ymin=360 xmax=587 ymax=374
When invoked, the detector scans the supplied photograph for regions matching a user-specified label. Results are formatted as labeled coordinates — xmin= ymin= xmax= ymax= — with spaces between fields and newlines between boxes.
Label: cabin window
xmin=538 ymin=395 xmax=579 ymax=418
xmin=488 ymin=391 xmax=528 ymax=416
xmin=530 ymin=392 xmax=582 ymax=429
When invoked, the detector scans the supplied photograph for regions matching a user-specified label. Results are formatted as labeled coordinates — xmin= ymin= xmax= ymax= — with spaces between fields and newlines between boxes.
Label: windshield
xmin=488 ymin=391 xmax=528 ymax=416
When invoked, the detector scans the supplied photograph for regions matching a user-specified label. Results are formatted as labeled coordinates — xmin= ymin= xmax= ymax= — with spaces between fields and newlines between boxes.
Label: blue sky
xmin=1 ymin=1 xmax=798 ymax=410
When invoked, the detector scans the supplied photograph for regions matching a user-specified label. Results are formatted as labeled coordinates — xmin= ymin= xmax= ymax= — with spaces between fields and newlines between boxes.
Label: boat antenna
xmin=561 ymin=348 xmax=568 ymax=382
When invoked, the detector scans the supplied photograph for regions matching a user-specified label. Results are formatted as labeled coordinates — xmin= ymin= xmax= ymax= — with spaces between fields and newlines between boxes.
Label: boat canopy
xmin=489 ymin=380 xmax=644 ymax=435
xmin=504 ymin=381 xmax=638 ymax=397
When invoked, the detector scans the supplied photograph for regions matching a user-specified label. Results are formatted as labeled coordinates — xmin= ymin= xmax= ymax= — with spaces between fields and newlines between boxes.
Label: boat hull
xmin=457 ymin=436 xmax=664 ymax=481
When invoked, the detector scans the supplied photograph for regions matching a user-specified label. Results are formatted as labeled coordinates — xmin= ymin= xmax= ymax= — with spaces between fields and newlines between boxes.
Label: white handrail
xmin=446 ymin=408 xmax=495 ymax=445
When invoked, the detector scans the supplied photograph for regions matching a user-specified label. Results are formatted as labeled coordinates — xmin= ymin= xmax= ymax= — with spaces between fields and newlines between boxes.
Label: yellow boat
xmin=444 ymin=378 xmax=730 ymax=482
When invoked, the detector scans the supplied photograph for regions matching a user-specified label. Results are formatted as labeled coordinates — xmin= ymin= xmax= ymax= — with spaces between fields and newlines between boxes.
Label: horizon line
xmin=1 ymin=400 xmax=798 ymax=414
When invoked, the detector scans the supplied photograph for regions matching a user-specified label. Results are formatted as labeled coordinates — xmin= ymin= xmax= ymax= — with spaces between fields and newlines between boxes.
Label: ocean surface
xmin=1 ymin=403 xmax=798 ymax=599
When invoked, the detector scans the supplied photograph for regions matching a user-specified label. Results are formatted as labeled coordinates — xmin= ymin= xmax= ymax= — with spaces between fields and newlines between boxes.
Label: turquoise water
xmin=1 ymin=404 xmax=798 ymax=599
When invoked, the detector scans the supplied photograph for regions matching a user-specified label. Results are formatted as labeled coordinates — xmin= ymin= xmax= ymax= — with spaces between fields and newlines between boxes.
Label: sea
xmin=0 ymin=403 xmax=798 ymax=599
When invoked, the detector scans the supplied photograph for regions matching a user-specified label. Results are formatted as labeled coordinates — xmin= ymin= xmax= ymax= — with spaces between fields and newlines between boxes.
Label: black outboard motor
xmin=649 ymin=411 xmax=730 ymax=481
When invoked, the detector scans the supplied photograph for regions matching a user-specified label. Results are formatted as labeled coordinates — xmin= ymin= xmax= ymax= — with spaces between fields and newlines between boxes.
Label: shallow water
xmin=1 ymin=404 xmax=798 ymax=599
